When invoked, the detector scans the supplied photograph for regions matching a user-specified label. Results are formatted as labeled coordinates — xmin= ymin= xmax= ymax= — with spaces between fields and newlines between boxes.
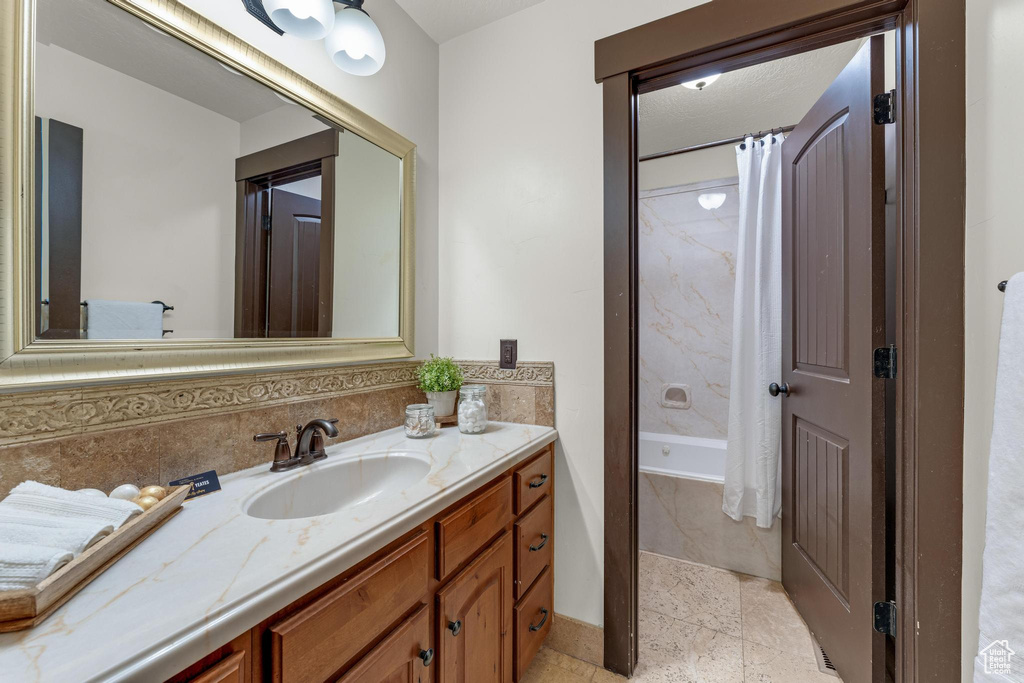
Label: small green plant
xmin=417 ymin=355 xmax=464 ymax=393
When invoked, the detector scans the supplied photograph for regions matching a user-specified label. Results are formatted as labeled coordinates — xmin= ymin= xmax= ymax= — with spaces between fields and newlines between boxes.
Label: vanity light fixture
xmin=325 ymin=0 xmax=386 ymax=76
xmin=682 ymin=73 xmax=721 ymax=90
xmin=697 ymin=192 xmax=727 ymax=210
xmin=262 ymin=0 xmax=336 ymax=40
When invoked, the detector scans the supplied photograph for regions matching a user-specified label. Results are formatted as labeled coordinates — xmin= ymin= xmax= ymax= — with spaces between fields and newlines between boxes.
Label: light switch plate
xmin=500 ymin=339 xmax=517 ymax=369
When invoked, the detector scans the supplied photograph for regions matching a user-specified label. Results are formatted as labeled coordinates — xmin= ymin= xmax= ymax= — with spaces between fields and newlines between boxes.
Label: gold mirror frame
xmin=0 ymin=0 xmax=415 ymax=391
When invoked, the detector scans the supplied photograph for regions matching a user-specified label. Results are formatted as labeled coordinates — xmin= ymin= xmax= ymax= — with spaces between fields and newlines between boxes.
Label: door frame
xmin=597 ymin=0 xmax=965 ymax=680
xmin=234 ymin=129 xmax=339 ymax=338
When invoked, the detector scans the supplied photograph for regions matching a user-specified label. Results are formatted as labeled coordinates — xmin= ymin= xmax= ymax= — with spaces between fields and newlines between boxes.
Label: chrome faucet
xmin=254 ymin=418 xmax=339 ymax=472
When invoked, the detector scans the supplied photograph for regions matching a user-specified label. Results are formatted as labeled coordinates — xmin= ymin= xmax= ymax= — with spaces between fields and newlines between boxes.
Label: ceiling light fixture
xmin=682 ymin=73 xmax=721 ymax=91
xmin=262 ymin=0 xmax=336 ymax=40
xmin=325 ymin=0 xmax=386 ymax=76
xmin=697 ymin=192 xmax=727 ymax=211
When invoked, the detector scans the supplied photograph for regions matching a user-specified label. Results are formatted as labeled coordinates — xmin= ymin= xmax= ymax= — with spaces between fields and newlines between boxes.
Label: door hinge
xmin=873 ymin=344 xmax=898 ymax=379
xmin=873 ymin=600 xmax=897 ymax=637
xmin=261 ymin=215 xmax=272 ymax=231
xmin=873 ymin=90 xmax=896 ymax=125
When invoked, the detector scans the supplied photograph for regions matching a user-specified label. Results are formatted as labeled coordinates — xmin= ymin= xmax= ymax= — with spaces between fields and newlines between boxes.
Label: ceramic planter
xmin=425 ymin=390 xmax=457 ymax=417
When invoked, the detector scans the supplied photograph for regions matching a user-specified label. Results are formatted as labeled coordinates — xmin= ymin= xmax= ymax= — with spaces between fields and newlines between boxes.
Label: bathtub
xmin=638 ymin=430 xmax=782 ymax=579
xmin=638 ymin=431 xmax=726 ymax=483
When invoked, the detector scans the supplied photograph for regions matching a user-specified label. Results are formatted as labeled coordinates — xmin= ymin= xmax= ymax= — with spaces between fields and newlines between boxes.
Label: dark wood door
xmin=780 ymin=36 xmax=886 ymax=683
xmin=34 ymin=117 xmax=83 ymax=339
xmin=436 ymin=532 xmax=513 ymax=683
xmin=268 ymin=188 xmax=322 ymax=337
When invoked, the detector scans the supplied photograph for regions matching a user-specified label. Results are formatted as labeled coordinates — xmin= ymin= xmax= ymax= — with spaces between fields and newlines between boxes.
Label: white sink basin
xmin=244 ymin=451 xmax=431 ymax=520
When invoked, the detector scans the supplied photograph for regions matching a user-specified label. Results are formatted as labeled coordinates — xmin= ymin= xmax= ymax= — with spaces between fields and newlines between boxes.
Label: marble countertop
xmin=0 ymin=422 xmax=557 ymax=682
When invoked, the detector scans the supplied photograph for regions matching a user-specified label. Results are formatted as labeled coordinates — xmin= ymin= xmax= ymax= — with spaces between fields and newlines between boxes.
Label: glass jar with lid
xmin=457 ymin=385 xmax=488 ymax=434
xmin=405 ymin=404 xmax=436 ymax=438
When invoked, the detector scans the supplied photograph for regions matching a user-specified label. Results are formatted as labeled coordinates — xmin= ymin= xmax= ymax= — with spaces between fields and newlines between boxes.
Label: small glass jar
xmin=405 ymin=404 xmax=436 ymax=438
xmin=457 ymin=385 xmax=488 ymax=434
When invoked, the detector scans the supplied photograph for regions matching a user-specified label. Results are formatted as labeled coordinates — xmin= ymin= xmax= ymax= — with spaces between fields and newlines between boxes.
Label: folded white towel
xmin=2 ymin=481 xmax=141 ymax=529
xmin=84 ymin=300 xmax=163 ymax=340
xmin=0 ymin=543 xmax=74 ymax=591
xmin=0 ymin=509 xmax=112 ymax=555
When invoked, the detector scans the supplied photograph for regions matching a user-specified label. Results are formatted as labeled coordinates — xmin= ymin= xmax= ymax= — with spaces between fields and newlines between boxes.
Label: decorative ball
xmin=132 ymin=495 xmax=159 ymax=511
xmin=109 ymin=484 xmax=141 ymax=501
xmin=77 ymin=488 xmax=107 ymax=498
xmin=139 ymin=486 xmax=167 ymax=501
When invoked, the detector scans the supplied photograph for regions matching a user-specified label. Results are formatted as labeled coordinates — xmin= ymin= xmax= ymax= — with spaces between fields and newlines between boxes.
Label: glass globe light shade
xmin=325 ymin=6 xmax=386 ymax=76
xmin=698 ymin=192 xmax=727 ymax=211
xmin=681 ymin=73 xmax=721 ymax=90
xmin=263 ymin=0 xmax=336 ymax=40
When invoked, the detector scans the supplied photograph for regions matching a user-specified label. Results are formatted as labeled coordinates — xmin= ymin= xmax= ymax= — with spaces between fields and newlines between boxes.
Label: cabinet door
xmin=436 ymin=532 xmax=513 ymax=683
xmin=336 ymin=605 xmax=433 ymax=683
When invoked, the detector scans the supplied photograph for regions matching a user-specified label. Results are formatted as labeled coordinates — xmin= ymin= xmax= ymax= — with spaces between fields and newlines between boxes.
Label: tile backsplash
xmin=0 ymin=360 xmax=554 ymax=496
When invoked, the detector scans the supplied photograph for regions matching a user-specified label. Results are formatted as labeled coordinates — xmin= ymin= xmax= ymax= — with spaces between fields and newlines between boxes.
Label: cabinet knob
xmin=768 ymin=382 xmax=790 ymax=397
xmin=419 ymin=648 xmax=434 ymax=667
xmin=447 ymin=619 xmax=462 ymax=636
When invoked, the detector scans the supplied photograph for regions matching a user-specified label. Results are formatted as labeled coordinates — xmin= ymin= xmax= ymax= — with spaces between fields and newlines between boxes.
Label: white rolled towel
xmin=2 ymin=481 xmax=141 ymax=529
xmin=0 ymin=509 xmax=113 ymax=555
xmin=0 ymin=543 xmax=74 ymax=591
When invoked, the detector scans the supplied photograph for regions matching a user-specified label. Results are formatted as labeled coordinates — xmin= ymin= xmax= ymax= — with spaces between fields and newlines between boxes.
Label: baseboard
xmin=546 ymin=612 xmax=604 ymax=667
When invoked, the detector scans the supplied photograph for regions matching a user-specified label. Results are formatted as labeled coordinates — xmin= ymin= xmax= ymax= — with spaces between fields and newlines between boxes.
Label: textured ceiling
xmin=394 ymin=0 xmax=546 ymax=43
xmin=639 ymin=40 xmax=864 ymax=157
xmin=37 ymin=0 xmax=290 ymax=123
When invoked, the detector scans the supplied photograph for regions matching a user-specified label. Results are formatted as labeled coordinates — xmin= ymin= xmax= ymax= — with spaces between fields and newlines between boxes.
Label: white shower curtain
xmin=722 ymin=133 xmax=784 ymax=529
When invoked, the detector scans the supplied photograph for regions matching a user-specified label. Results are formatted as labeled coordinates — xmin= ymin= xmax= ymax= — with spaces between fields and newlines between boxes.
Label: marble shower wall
xmin=639 ymin=178 xmax=739 ymax=439
xmin=0 ymin=360 xmax=554 ymax=497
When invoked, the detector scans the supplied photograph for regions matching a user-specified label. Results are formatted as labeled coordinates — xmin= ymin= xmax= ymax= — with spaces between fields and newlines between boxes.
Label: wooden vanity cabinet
xmin=170 ymin=443 xmax=554 ymax=683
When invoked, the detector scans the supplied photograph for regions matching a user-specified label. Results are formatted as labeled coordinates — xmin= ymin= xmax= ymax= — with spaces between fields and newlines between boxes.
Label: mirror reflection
xmin=33 ymin=0 xmax=403 ymax=341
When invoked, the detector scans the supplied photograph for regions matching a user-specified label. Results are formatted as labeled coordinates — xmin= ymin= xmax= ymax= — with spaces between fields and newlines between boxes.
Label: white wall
xmin=639 ymin=145 xmax=736 ymax=192
xmin=180 ymin=0 xmax=440 ymax=358
xmin=333 ymin=131 xmax=402 ymax=338
xmin=35 ymin=43 xmax=240 ymax=338
xmin=962 ymin=1 xmax=1024 ymax=678
xmin=439 ymin=0 xmax=707 ymax=627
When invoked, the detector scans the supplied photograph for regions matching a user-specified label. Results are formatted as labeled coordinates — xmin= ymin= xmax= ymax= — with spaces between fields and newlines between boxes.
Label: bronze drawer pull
xmin=528 ymin=474 xmax=548 ymax=489
xmin=419 ymin=648 xmax=434 ymax=667
xmin=529 ymin=608 xmax=549 ymax=632
xmin=529 ymin=534 xmax=549 ymax=552
xmin=447 ymin=619 xmax=462 ymax=636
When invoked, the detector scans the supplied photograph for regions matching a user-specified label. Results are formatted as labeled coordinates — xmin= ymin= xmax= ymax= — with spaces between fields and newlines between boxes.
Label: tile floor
xmin=521 ymin=551 xmax=841 ymax=683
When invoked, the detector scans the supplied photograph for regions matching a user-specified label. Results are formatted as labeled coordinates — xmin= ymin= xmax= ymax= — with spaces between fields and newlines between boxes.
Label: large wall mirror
xmin=0 ymin=0 xmax=415 ymax=388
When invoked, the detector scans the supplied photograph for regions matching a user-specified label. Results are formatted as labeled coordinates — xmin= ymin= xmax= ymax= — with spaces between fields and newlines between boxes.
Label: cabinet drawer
xmin=190 ymin=650 xmax=246 ymax=683
xmin=436 ymin=478 xmax=512 ymax=580
xmin=513 ymin=565 xmax=553 ymax=681
xmin=336 ymin=604 xmax=433 ymax=683
xmin=270 ymin=532 xmax=430 ymax=683
xmin=514 ymin=494 xmax=552 ymax=599
xmin=513 ymin=448 xmax=552 ymax=515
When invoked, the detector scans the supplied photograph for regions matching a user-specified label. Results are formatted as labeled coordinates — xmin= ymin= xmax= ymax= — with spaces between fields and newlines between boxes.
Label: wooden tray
xmin=0 ymin=484 xmax=190 ymax=632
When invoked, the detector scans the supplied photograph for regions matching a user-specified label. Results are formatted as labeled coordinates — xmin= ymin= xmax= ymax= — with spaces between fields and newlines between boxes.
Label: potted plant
xmin=417 ymin=355 xmax=464 ymax=417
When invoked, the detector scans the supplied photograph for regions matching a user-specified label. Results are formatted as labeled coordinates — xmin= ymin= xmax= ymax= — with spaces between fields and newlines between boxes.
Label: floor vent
xmin=810 ymin=636 xmax=840 ymax=678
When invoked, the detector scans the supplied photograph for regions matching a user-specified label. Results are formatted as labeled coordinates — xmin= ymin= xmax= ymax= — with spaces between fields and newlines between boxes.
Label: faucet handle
xmin=255 ymin=431 xmax=302 ymax=473
xmin=308 ymin=419 xmax=340 ymax=462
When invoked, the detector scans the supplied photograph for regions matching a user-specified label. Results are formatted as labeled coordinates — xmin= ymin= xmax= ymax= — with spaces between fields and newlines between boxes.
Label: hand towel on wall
xmin=84 ymin=300 xmax=163 ymax=339
xmin=1 ymin=481 xmax=141 ymax=528
xmin=974 ymin=271 xmax=1024 ymax=682
xmin=0 ymin=543 xmax=74 ymax=591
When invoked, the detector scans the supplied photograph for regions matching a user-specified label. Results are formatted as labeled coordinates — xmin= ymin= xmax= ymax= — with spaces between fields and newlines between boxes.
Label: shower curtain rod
xmin=639 ymin=124 xmax=797 ymax=163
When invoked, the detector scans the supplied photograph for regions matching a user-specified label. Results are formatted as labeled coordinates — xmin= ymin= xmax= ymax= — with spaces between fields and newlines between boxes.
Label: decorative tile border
xmin=0 ymin=360 xmax=554 ymax=445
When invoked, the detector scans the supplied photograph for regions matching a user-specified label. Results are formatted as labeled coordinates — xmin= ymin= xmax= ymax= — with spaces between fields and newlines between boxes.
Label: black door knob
xmin=768 ymin=382 xmax=790 ymax=397
xmin=419 ymin=648 xmax=434 ymax=667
